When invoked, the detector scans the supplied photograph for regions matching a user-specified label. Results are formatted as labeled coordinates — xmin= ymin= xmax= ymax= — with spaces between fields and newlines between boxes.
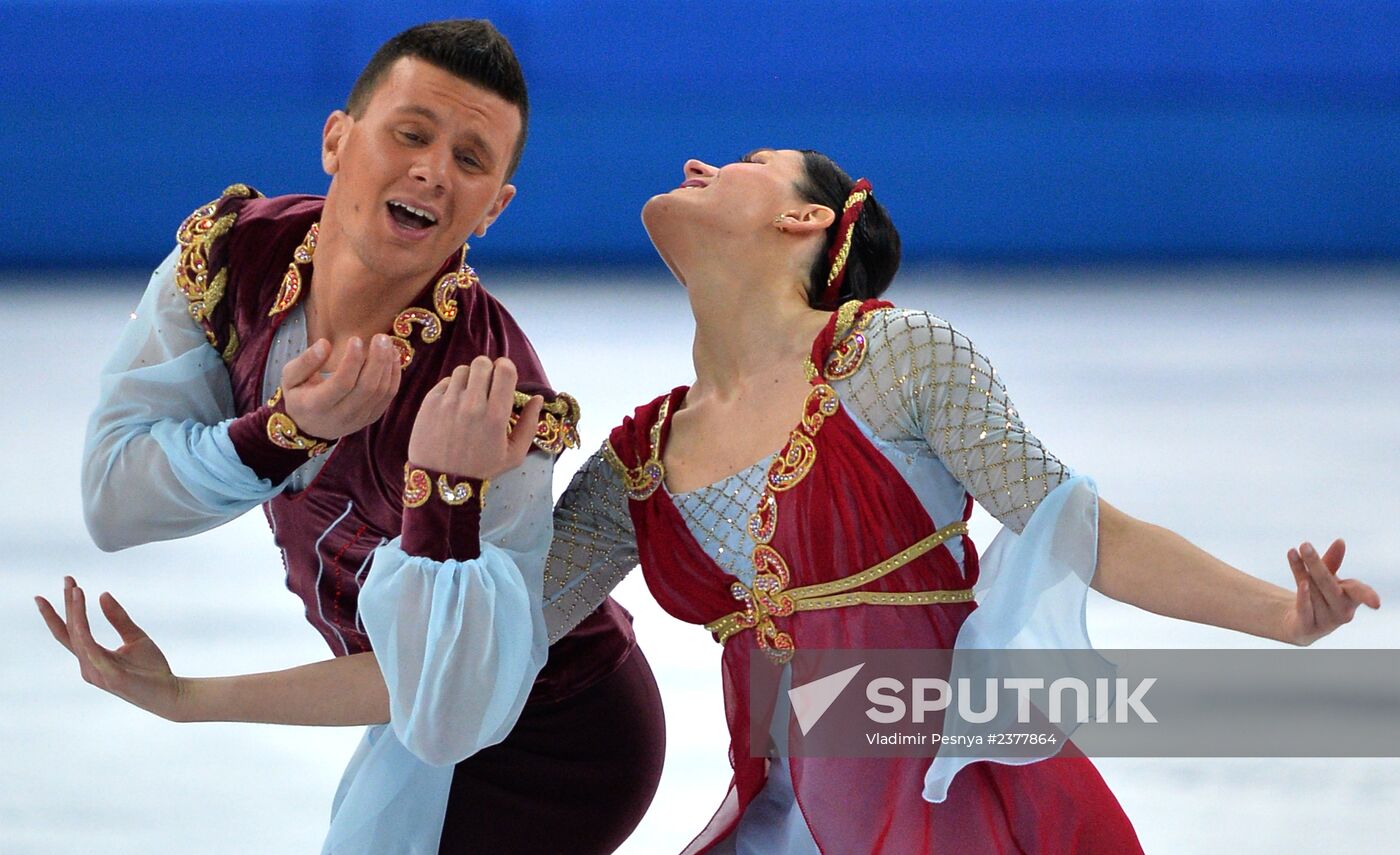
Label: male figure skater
xmin=69 ymin=19 xmax=663 ymax=854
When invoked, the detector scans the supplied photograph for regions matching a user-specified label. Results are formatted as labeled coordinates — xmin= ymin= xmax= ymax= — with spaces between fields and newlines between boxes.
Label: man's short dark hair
xmin=347 ymin=19 xmax=529 ymax=178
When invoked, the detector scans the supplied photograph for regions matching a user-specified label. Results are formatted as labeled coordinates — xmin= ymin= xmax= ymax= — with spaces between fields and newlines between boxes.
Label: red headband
xmin=819 ymin=178 xmax=873 ymax=310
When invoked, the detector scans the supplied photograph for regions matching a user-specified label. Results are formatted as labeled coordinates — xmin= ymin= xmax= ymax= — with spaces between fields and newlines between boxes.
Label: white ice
xmin=2 ymin=266 xmax=1398 ymax=853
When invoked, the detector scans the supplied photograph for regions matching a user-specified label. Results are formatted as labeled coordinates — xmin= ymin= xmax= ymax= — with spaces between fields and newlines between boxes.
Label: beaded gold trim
xmin=437 ymin=474 xmax=474 ymax=506
xmin=403 ymin=465 xmax=431 ymax=508
xmin=175 ymin=184 xmax=260 ymax=331
xmin=432 ymin=249 xmax=478 ymax=321
xmin=269 ymin=223 xmax=318 ymax=316
xmin=766 ymin=429 xmax=817 ymax=492
xmin=221 ymin=325 xmax=240 ymax=362
xmin=392 ymin=307 xmax=442 ymax=343
xmin=803 ymin=299 xmax=866 ymax=381
xmin=716 ymin=383 xmax=842 ymax=663
xmin=388 ymin=336 xmax=415 ymax=368
xmin=511 ymin=391 xmax=582 ymax=454
xmin=388 ymin=305 xmax=447 ymax=369
xmin=801 ymin=383 xmax=840 ymax=433
xmin=704 ymin=520 xmax=971 ymax=648
xmin=267 ymin=412 xmax=329 ymax=458
xmin=747 ymin=490 xmax=777 ymax=544
xmin=604 ymin=397 xmax=671 ymax=501
xmin=824 ymin=308 xmax=873 ymax=380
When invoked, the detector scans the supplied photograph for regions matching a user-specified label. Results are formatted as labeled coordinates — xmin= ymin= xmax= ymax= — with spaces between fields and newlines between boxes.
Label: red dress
xmin=607 ymin=300 xmax=1143 ymax=854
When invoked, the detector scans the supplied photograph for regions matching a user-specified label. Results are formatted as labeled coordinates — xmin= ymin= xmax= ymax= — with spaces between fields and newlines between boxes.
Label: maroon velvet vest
xmin=175 ymin=186 xmax=633 ymax=702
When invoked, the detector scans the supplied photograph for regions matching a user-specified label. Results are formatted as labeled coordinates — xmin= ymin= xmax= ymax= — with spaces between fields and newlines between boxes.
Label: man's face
xmin=320 ymin=57 xmax=521 ymax=284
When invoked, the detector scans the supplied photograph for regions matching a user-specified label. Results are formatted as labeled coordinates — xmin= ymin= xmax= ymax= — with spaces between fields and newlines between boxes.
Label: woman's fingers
xmin=1321 ymin=538 xmax=1346 ymax=574
xmin=1298 ymin=542 xmax=1346 ymax=617
xmin=98 ymin=592 xmax=148 ymax=646
xmin=35 ymin=596 xmax=74 ymax=654
xmin=1286 ymin=549 xmax=1315 ymax=628
xmin=66 ymin=582 xmax=117 ymax=678
xmin=1339 ymin=578 xmax=1382 ymax=611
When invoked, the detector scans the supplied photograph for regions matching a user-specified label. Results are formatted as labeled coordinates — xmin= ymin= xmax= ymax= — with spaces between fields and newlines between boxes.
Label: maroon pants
xmin=438 ymin=644 xmax=666 ymax=854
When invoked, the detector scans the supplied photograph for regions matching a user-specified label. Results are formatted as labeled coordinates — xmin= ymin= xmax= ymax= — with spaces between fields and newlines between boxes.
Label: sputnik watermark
xmin=750 ymin=649 xmax=1400 ymax=759
xmin=862 ymin=676 xmax=1157 ymax=725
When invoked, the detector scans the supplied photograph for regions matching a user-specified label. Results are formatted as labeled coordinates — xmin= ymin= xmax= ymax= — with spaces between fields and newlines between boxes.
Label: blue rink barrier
xmin=2 ymin=0 xmax=1398 ymax=267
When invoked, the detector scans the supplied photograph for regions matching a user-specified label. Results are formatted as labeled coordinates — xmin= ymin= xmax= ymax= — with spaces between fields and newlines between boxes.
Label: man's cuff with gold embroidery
xmin=401 ymin=464 xmax=488 ymax=562
xmin=226 ymin=387 xmax=333 ymax=484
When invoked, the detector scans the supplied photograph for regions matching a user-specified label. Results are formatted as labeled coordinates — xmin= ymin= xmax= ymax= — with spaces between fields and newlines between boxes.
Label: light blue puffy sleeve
xmin=323 ymin=452 xmax=554 ymax=855
xmin=80 ymin=248 xmax=288 ymax=551
xmin=358 ymin=451 xmax=553 ymax=764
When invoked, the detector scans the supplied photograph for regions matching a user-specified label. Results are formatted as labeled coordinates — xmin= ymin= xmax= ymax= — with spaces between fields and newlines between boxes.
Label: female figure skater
xmin=42 ymin=149 xmax=1380 ymax=854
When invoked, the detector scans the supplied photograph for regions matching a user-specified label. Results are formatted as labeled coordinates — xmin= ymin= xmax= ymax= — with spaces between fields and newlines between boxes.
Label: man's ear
xmin=322 ymin=111 xmax=352 ymax=176
xmin=474 ymin=184 xmax=518 ymax=237
xmin=775 ymin=203 xmax=835 ymax=235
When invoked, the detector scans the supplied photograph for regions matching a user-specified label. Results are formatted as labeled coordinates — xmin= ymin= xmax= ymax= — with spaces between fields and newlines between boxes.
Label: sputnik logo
xmin=788 ymin=663 xmax=865 ymax=735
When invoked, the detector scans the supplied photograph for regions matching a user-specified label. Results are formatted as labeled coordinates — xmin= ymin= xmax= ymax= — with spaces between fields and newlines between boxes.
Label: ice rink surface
xmin=3 ymin=265 xmax=1398 ymax=853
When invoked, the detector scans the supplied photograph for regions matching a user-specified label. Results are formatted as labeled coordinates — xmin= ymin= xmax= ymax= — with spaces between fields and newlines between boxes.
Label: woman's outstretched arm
xmin=867 ymin=307 xmax=1381 ymax=646
xmin=36 ymin=577 xmax=389 ymax=725
xmin=1094 ymin=500 xmax=1381 ymax=646
xmin=36 ymin=439 xmax=642 ymax=731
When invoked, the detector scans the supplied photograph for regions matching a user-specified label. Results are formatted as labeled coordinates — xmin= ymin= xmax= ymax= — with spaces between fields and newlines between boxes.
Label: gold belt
xmin=704 ymin=520 xmax=974 ymax=646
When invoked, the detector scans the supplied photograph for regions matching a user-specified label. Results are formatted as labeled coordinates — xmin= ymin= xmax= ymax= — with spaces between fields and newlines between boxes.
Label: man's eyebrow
xmin=394 ymin=104 xmax=440 ymax=123
xmin=392 ymin=105 xmax=499 ymax=168
xmin=742 ymin=148 xmax=775 ymax=163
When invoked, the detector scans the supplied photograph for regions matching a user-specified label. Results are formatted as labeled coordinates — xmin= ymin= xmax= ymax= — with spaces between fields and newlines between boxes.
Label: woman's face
xmin=642 ymin=148 xmax=817 ymax=280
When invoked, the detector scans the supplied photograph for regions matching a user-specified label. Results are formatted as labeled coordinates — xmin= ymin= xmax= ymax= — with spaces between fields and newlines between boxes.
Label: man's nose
xmin=684 ymin=159 xmax=715 ymax=178
xmin=409 ymin=147 xmax=450 ymax=192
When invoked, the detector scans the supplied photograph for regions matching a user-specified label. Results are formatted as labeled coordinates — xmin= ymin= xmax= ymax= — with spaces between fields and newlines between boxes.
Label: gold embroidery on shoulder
xmin=830 ymin=299 xmax=863 ymax=340
xmin=175 ymin=185 xmax=262 ymax=326
xmin=511 ymin=390 xmax=581 ymax=454
xmin=824 ymin=304 xmax=874 ymax=379
xmin=604 ymin=397 xmax=671 ymax=500
xmin=803 ymin=299 xmax=865 ymax=380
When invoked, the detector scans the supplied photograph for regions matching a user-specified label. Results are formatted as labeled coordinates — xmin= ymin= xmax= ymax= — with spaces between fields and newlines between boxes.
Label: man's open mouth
xmin=387 ymin=200 xmax=438 ymax=231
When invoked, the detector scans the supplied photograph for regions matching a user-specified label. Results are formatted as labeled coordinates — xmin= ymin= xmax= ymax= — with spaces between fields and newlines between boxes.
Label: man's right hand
xmin=281 ymin=335 xmax=402 ymax=440
xmin=408 ymin=356 xmax=544 ymax=480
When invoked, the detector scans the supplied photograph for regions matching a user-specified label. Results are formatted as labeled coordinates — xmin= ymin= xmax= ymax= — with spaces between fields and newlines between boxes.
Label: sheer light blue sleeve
xmin=923 ymin=475 xmax=1114 ymax=802
xmin=81 ymin=248 xmax=286 ymax=551
xmin=830 ymin=310 xmax=1106 ymax=804
xmin=324 ymin=452 xmax=554 ymax=854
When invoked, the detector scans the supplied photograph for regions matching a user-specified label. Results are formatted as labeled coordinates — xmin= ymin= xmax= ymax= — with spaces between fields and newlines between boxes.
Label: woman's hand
xmin=1280 ymin=539 xmax=1381 ymax=646
xmin=35 ymin=577 xmax=185 ymax=721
